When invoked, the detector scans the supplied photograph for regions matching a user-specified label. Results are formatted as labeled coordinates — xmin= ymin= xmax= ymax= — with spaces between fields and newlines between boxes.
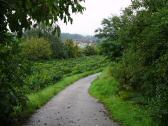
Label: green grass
xmin=17 ymin=68 xmax=103 ymax=123
xmin=89 ymin=67 xmax=156 ymax=126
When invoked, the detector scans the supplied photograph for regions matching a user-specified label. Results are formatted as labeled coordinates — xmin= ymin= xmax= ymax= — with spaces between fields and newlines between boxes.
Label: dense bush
xmin=82 ymin=45 xmax=98 ymax=56
xmin=23 ymin=24 xmax=67 ymax=59
xmin=64 ymin=39 xmax=81 ymax=58
xmin=0 ymin=34 xmax=29 ymax=124
xmin=23 ymin=26 xmax=86 ymax=59
xmin=22 ymin=37 xmax=52 ymax=60
xmin=96 ymin=0 xmax=168 ymax=125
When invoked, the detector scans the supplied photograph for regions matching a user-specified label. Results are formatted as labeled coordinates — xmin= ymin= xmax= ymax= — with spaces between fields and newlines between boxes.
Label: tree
xmin=95 ymin=16 xmax=123 ymax=60
xmin=0 ymin=0 xmax=85 ymax=39
xmin=0 ymin=0 xmax=85 ymax=124
xmin=97 ymin=0 xmax=168 ymax=125
xmin=23 ymin=23 xmax=66 ymax=59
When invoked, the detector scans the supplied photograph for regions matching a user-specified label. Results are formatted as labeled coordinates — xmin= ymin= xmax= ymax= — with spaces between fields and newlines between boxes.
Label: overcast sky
xmin=58 ymin=0 xmax=131 ymax=36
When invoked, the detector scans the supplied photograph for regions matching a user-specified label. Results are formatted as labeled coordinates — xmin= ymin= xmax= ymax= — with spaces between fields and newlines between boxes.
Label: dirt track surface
xmin=23 ymin=74 xmax=119 ymax=126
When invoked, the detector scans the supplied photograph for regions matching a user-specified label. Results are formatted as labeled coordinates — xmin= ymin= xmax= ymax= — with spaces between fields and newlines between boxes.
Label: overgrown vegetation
xmin=0 ymin=0 xmax=86 ymax=125
xmin=64 ymin=39 xmax=81 ymax=58
xmin=22 ymin=24 xmax=97 ymax=59
xmin=21 ymin=37 xmax=53 ymax=60
xmin=1 ymin=0 xmax=167 ymax=125
xmin=23 ymin=23 xmax=67 ymax=59
xmin=90 ymin=68 xmax=156 ymax=126
xmin=95 ymin=0 xmax=168 ymax=125
xmin=82 ymin=45 xmax=98 ymax=56
xmin=25 ymin=56 xmax=108 ymax=93
xmin=0 ymin=35 xmax=30 ymax=124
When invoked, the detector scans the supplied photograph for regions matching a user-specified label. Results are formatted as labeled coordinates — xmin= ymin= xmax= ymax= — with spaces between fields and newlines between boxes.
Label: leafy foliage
xmin=23 ymin=23 xmax=66 ymax=59
xmin=82 ymin=45 xmax=98 ymax=56
xmin=97 ymin=0 xmax=168 ymax=125
xmin=0 ymin=34 xmax=29 ymax=124
xmin=0 ymin=0 xmax=85 ymax=125
xmin=22 ymin=37 xmax=52 ymax=60
xmin=64 ymin=39 xmax=81 ymax=58
xmin=90 ymin=68 xmax=156 ymax=126
xmin=95 ymin=16 xmax=123 ymax=60
xmin=0 ymin=0 xmax=85 ymax=38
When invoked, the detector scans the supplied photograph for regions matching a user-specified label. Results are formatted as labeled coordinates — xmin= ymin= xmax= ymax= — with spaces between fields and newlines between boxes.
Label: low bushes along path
xmin=23 ymin=74 xmax=118 ymax=126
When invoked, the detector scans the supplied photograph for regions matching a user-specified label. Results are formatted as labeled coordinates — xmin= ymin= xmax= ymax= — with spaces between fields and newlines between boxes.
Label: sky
xmin=58 ymin=0 xmax=131 ymax=36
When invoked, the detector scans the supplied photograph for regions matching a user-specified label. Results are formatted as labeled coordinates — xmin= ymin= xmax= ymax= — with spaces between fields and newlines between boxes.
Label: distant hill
xmin=61 ymin=33 xmax=98 ymax=43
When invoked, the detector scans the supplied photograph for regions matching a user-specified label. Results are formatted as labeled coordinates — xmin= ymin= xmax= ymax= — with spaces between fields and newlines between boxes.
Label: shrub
xmin=22 ymin=37 xmax=52 ymax=60
xmin=23 ymin=24 xmax=67 ymax=59
xmin=82 ymin=45 xmax=97 ymax=56
xmin=64 ymin=39 xmax=81 ymax=58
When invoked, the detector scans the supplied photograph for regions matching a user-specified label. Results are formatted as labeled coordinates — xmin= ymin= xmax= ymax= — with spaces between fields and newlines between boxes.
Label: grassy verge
xmin=89 ymin=67 xmax=156 ymax=126
xmin=17 ymin=68 xmax=103 ymax=124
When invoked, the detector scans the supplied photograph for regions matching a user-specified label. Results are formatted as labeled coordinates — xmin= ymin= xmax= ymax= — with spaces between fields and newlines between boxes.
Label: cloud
xmin=58 ymin=0 xmax=131 ymax=35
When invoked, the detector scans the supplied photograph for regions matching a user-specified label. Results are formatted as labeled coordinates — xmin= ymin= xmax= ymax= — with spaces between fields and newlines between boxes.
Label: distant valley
xmin=61 ymin=33 xmax=98 ymax=43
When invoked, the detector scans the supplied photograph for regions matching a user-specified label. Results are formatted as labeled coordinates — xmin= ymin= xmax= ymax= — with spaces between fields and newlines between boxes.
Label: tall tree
xmin=95 ymin=16 xmax=123 ymax=60
xmin=0 ymin=0 xmax=85 ymax=39
xmin=0 ymin=0 xmax=85 ymax=125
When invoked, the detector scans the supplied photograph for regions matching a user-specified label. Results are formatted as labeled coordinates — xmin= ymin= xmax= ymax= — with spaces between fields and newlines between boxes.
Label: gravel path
xmin=23 ymin=74 xmax=119 ymax=126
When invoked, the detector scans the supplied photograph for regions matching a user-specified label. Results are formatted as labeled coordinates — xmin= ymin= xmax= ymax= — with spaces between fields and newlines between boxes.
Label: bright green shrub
xmin=64 ymin=39 xmax=81 ymax=58
xmin=23 ymin=24 xmax=67 ymax=59
xmin=22 ymin=37 xmax=52 ymax=60
xmin=82 ymin=45 xmax=97 ymax=56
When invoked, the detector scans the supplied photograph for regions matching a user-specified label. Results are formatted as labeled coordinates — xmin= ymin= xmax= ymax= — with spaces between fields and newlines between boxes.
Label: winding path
xmin=23 ymin=74 xmax=118 ymax=126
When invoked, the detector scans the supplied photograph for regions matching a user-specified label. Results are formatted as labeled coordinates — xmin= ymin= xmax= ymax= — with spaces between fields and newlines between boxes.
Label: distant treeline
xmin=22 ymin=24 xmax=99 ymax=60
